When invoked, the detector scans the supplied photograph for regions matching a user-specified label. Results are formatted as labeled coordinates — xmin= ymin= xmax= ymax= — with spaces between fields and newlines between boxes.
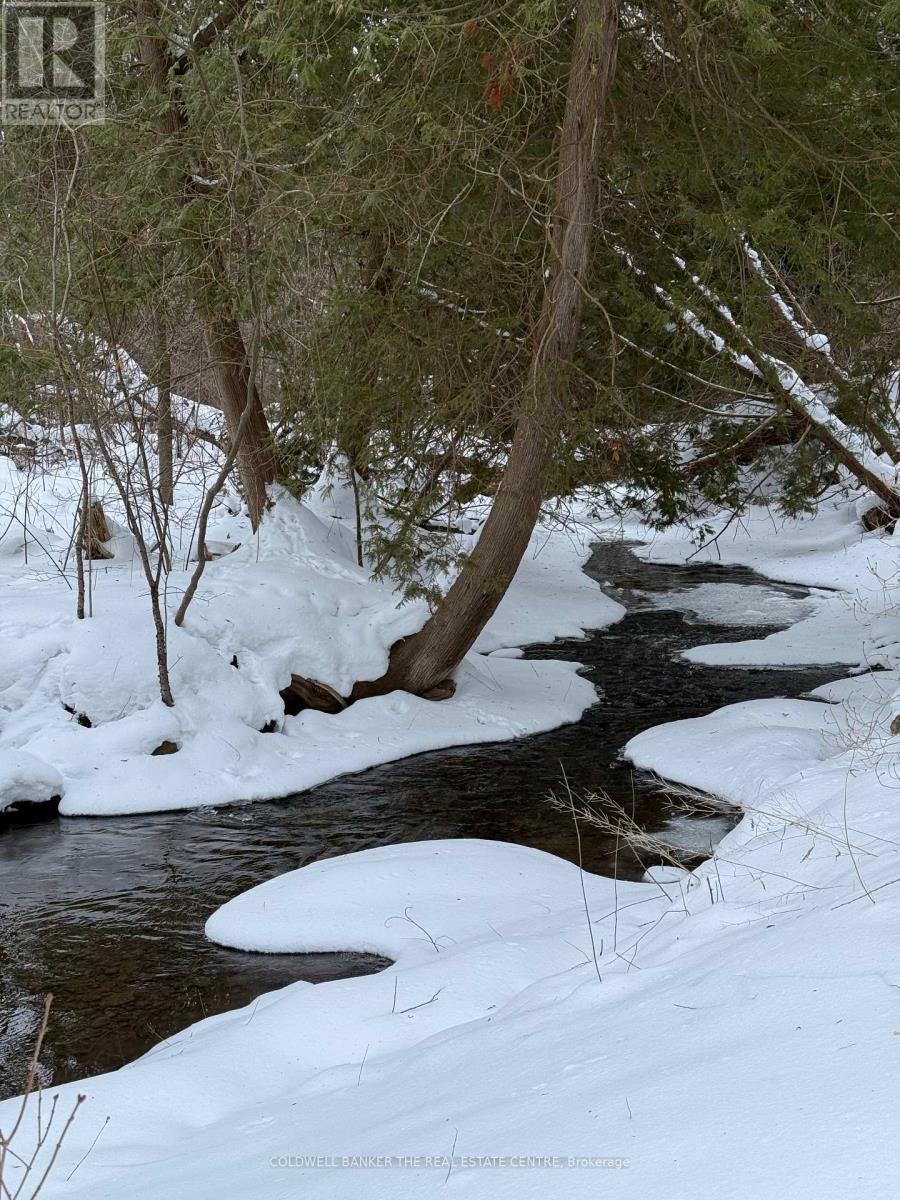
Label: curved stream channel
xmin=0 ymin=544 xmax=841 ymax=1097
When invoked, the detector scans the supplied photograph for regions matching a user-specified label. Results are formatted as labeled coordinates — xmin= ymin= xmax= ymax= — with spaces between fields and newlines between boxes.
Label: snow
xmin=0 ymin=749 xmax=62 ymax=810
xmin=632 ymin=486 xmax=884 ymax=590
xmin=743 ymin=242 xmax=836 ymax=363
xmin=474 ymin=516 xmax=615 ymax=653
xmin=6 ymin=669 xmax=900 ymax=1198
xmin=627 ymin=696 xmax=833 ymax=804
xmin=0 ymin=433 xmax=624 ymax=815
xmin=639 ymin=580 xmax=816 ymax=627
xmin=683 ymin=591 xmax=870 ymax=667
xmin=49 ymin=654 xmax=595 ymax=817
xmin=5 ymin=411 xmax=900 ymax=1194
xmin=632 ymin=493 xmax=900 ymax=669
xmin=654 ymin=239 xmax=900 ymax=494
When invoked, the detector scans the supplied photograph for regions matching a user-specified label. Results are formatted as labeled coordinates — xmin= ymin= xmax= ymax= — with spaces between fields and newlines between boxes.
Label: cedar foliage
xmin=0 ymin=0 xmax=898 ymax=567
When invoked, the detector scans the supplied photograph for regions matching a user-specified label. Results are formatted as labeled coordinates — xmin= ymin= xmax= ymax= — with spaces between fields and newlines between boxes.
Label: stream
xmin=0 ymin=543 xmax=842 ymax=1097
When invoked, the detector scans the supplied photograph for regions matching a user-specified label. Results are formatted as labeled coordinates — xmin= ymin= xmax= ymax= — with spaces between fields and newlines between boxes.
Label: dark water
xmin=0 ymin=543 xmax=840 ymax=1096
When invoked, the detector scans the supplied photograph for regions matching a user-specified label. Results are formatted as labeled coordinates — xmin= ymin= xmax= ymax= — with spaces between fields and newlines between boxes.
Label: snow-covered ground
xmin=4 ymin=485 xmax=900 ymax=1196
xmin=4 ymin=392 xmax=900 ymax=1195
xmin=0 ymin=419 xmax=623 ymax=815
xmin=632 ymin=493 xmax=900 ymax=669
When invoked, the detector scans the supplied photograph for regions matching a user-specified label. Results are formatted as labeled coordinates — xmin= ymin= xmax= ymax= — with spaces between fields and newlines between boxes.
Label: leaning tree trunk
xmin=352 ymin=0 xmax=620 ymax=701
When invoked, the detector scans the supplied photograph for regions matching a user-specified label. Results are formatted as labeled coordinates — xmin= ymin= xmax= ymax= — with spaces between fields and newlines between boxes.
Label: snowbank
xmin=0 ymin=749 xmax=62 ymax=811
xmin=5 ymin=685 xmax=900 ymax=1198
xmin=3 ymin=490 xmax=900 ymax=1195
xmin=0 ymin=444 xmax=623 ymax=814
xmin=631 ymin=493 xmax=900 ymax=670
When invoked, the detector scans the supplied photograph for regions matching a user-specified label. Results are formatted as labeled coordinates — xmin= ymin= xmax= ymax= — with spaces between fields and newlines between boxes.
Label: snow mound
xmin=0 ymin=750 xmax=63 ymax=811
xmin=622 ymin=493 xmax=900 ymax=671
xmin=0 ymin=455 xmax=623 ymax=814
xmin=7 ymin=681 xmax=900 ymax=1200
xmin=207 ymin=838 xmax=593 ymax=960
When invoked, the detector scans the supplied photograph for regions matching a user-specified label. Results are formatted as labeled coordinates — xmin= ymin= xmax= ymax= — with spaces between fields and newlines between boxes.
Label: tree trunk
xmin=136 ymin=0 xmax=276 ymax=530
xmin=204 ymin=317 xmax=278 ymax=530
xmin=352 ymin=0 xmax=620 ymax=701
xmin=740 ymin=348 xmax=900 ymax=514
xmin=156 ymin=319 xmax=174 ymax=507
